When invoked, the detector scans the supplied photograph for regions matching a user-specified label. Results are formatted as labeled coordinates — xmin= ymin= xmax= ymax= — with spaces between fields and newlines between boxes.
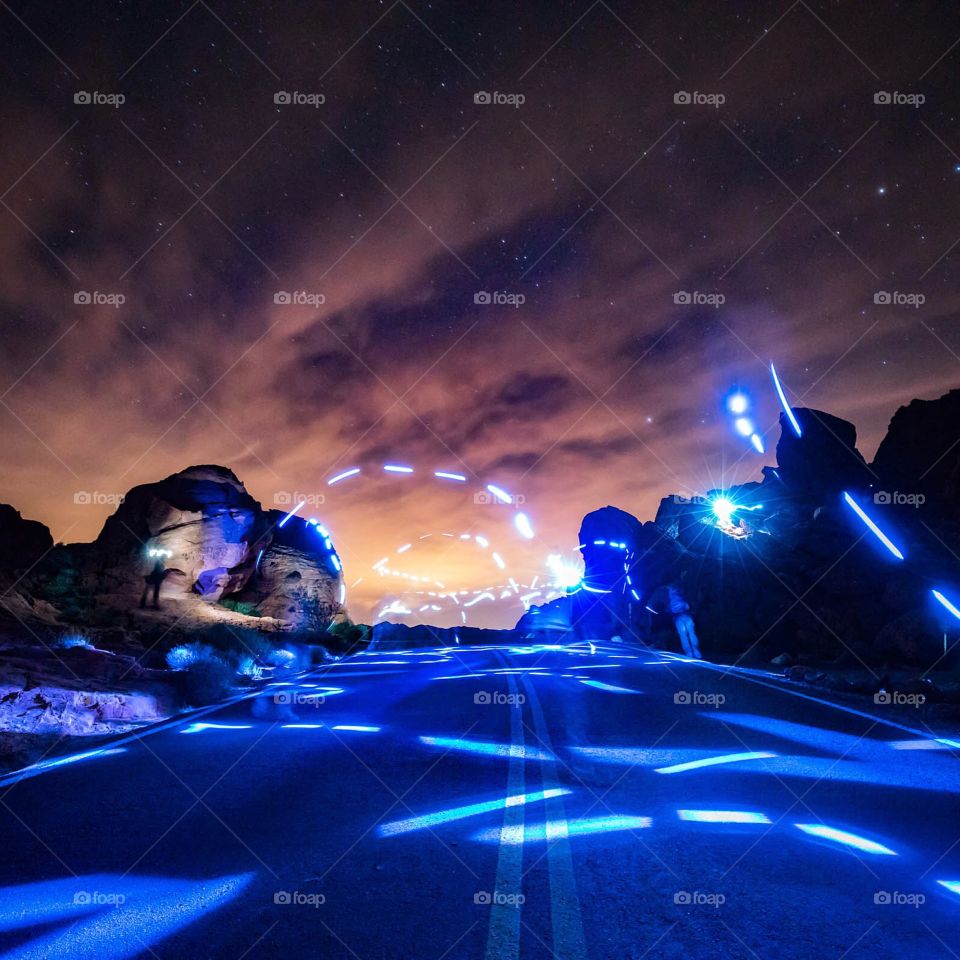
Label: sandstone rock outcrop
xmin=0 ymin=505 xmax=53 ymax=570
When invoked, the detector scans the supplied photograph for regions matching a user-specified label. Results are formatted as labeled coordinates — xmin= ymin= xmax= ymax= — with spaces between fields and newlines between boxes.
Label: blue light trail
xmin=378 ymin=788 xmax=570 ymax=837
xmin=770 ymin=362 xmax=802 ymax=437
xmin=842 ymin=491 xmax=905 ymax=560
xmin=794 ymin=823 xmax=896 ymax=855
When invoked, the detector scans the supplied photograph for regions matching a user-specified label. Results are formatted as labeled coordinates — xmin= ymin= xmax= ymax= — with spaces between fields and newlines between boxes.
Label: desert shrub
xmin=324 ymin=620 xmax=371 ymax=654
xmin=55 ymin=632 xmax=94 ymax=650
xmin=166 ymin=642 xmax=218 ymax=670
xmin=236 ymin=656 xmax=264 ymax=680
xmin=178 ymin=657 xmax=236 ymax=706
xmin=219 ymin=597 xmax=263 ymax=618
xmin=192 ymin=624 xmax=273 ymax=665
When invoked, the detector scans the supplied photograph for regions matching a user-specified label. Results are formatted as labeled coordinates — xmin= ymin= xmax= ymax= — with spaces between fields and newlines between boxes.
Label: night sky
xmin=2 ymin=1 xmax=959 ymax=625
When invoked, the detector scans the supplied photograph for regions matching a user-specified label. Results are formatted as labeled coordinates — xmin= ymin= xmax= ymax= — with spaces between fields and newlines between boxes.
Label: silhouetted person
xmin=139 ymin=559 xmax=169 ymax=610
xmin=668 ymin=583 xmax=701 ymax=659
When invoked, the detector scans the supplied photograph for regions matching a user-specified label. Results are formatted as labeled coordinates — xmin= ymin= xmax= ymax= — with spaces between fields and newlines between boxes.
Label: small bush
xmin=192 ymin=625 xmax=273 ymax=665
xmin=324 ymin=620 xmax=371 ymax=654
xmin=166 ymin=642 xmax=218 ymax=670
xmin=55 ymin=633 xmax=94 ymax=650
xmin=178 ymin=657 xmax=236 ymax=706
xmin=219 ymin=597 xmax=263 ymax=618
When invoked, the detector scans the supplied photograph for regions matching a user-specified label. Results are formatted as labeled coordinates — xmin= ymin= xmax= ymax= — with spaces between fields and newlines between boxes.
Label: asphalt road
xmin=1 ymin=641 xmax=959 ymax=959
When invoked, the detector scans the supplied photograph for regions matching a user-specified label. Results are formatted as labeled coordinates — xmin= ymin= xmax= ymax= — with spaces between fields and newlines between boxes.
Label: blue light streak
xmin=937 ymin=880 xmax=960 ymax=898
xmin=378 ymin=788 xmax=570 ymax=837
xmin=486 ymin=483 xmax=513 ymax=504
xmin=383 ymin=464 xmax=414 ymax=474
xmin=419 ymin=735 xmax=552 ymax=760
xmin=278 ymin=500 xmax=305 ymax=527
xmin=514 ymin=513 xmax=535 ymax=539
xmin=932 ymin=589 xmax=960 ymax=620
xmin=578 ymin=679 xmax=640 ymax=694
xmin=750 ymin=433 xmax=765 ymax=454
xmin=655 ymin=751 xmax=776 ymax=774
xmin=734 ymin=416 xmax=754 ymax=437
xmin=473 ymin=815 xmax=652 ymax=844
xmin=327 ymin=467 xmax=361 ymax=485
xmin=180 ymin=722 xmax=252 ymax=735
xmin=678 ymin=810 xmax=770 ymax=824
xmin=842 ymin=491 xmax=905 ymax=560
xmin=770 ymin=362 xmax=802 ymax=437
xmin=794 ymin=823 xmax=896 ymax=855
xmin=333 ymin=725 xmax=380 ymax=732
xmin=434 ymin=471 xmax=467 ymax=482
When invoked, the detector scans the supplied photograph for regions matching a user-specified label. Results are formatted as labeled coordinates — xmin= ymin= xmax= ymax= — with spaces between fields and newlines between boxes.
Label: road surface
xmin=1 ymin=640 xmax=959 ymax=959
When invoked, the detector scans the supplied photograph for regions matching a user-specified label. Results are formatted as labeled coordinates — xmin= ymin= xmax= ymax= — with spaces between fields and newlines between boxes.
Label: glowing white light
xmin=770 ymin=362 xmax=802 ymax=438
xmin=547 ymin=553 xmax=583 ymax=590
xmin=339 ymin=582 xmax=346 ymax=604
xmin=655 ymin=751 xmax=775 ymax=774
xmin=750 ymin=433 xmax=765 ymax=454
xmin=486 ymin=484 xmax=513 ymax=504
xmin=711 ymin=496 xmax=735 ymax=525
xmin=492 ymin=551 xmax=506 ymax=569
xmin=397 ymin=543 xmax=411 ymax=554
xmin=842 ymin=491 xmax=904 ymax=560
xmin=514 ymin=513 xmax=535 ymax=539
xmin=937 ymin=880 xmax=960 ymax=897
xmin=475 ymin=535 xmax=489 ymax=548
xmin=794 ymin=823 xmax=896 ymax=856
xmin=727 ymin=393 xmax=749 ymax=415
xmin=180 ymin=722 xmax=252 ymax=735
xmin=333 ymin=725 xmax=380 ymax=732
xmin=435 ymin=471 xmax=467 ymax=482
xmin=734 ymin=416 xmax=754 ymax=437
xmin=678 ymin=810 xmax=770 ymax=824
xmin=383 ymin=464 xmax=414 ymax=474
xmin=327 ymin=467 xmax=360 ymax=485
xmin=581 ymin=584 xmax=612 ymax=594
xmin=464 ymin=592 xmax=495 ymax=608
xmin=278 ymin=500 xmax=305 ymax=527
xmin=933 ymin=589 xmax=960 ymax=620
